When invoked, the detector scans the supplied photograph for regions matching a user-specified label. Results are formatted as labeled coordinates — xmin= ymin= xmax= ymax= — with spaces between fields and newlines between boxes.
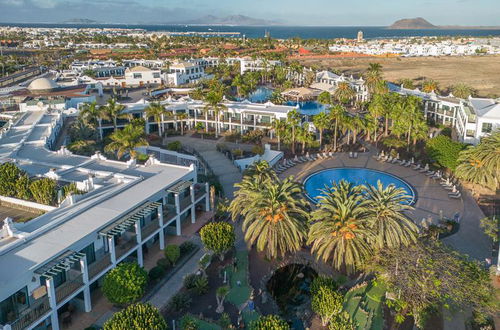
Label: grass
xmin=225 ymin=250 xmax=252 ymax=307
xmin=343 ymin=281 xmax=386 ymax=330
xmin=242 ymin=310 xmax=260 ymax=325
xmin=196 ymin=318 xmax=221 ymax=330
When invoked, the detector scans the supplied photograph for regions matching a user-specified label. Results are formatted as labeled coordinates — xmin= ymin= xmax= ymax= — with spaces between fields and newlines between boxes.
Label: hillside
xmin=388 ymin=17 xmax=436 ymax=29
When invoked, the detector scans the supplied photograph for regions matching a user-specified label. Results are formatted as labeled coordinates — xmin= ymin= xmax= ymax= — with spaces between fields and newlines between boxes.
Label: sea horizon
xmin=2 ymin=23 xmax=500 ymax=39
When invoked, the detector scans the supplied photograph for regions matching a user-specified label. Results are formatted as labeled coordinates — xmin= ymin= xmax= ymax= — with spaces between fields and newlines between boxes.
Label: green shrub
xmin=15 ymin=174 xmax=32 ymax=200
xmin=231 ymin=148 xmax=243 ymax=157
xmin=180 ymin=241 xmax=196 ymax=255
xmin=164 ymin=245 xmax=180 ymax=265
xmin=29 ymin=178 xmax=57 ymax=205
xmin=180 ymin=315 xmax=199 ymax=330
xmin=102 ymin=262 xmax=148 ymax=305
xmin=0 ymin=162 xmax=24 ymax=197
xmin=169 ymin=292 xmax=191 ymax=312
xmin=166 ymin=141 xmax=182 ymax=152
xmin=136 ymin=152 xmax=149 ymax=162
xmin=252 ymin=145 xmax=264 ymax=155
xmin=200 ymin=222 xmax=235 ymax=261
xmin=103 ymin=303 xmax=167 ymax=330
xmin=183 ymin=274 xmax=199 ymax=290
xmin=311 ymin=276 xmax=338 ymax=296
xmin=193 ymin=276 xmax=209 ymax=295
xmin=218 ymin=313 xmax=232 ymax=329
xmin=156 ymin=258 xmax=171 ymax=270
xmin=426 ymin=135 xmax=466 ymax=170
xmin=148 ymin=266 xmax=165 ymax=282
xmin=250 ymin=315 xmax=289 ymax=329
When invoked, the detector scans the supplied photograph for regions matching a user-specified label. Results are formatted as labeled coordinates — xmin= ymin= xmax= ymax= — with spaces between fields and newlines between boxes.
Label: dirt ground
xmin=297 ymin=55 xmax=500 ymax=97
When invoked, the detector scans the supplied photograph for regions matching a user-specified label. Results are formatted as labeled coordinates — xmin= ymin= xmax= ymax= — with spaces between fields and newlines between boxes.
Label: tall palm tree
xmin=451 ymin=83 xmax=474 ymax=99
xmin=286 ymin=109 xmax=301 ymax=154
xmin=145 ymin=102 xmax=168 ymax=136
xmin=297 ymin=122 xmax=313 ymax=154
xmin=101 ymin=98 xmax=126 ymax=132
xmin=104 ymin=123 xmax=148 ymax=160
xmin=272 ymin=119 xmax=287 ymax=151
xmin=308 ymin=180 xmax=374 ymax=274
xmin=312 ymin=112 xmax=330 ymax=149
xmin=329 ymin=104 xmax=345 ymax=151
xmin=204 ymin=80 xmax=227 ymax=138
xmin=367 ymin=94 xmax=384 ymax=142
xmin=334 ymin=82 xmax=356 ymax=105
xmin=455 ymin=131 xmax=500 ymax=190
xmin=350 ymin=115 xmax=366 ymax=145
xmin=364 ymin=182 xmax=418 ymax=249
xmin=229 ymin=176 xmax=309 ymax=259
xmin=79 ymin=101 xmax=101 ymax=128
xmin=242 ymin=160 xmax=277 ymax=183
xmin=364 ymin=63 xmax=384 ymax=95
xmin=317 ymin=91 xmax=332 ymax=106
xmin=176 ymin=112 xmax=188 ymax=135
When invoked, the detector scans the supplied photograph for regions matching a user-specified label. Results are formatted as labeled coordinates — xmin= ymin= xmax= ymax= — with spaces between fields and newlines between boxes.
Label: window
xmin=133 ymin=73 xmax=142 ymax=79
xmin=80 ymin=243 xmax=96 ymax=265
xmin=482 ymin=122 xmax=493 ymax=133
xmin=153 ymin=72 xmax=160 ymax=78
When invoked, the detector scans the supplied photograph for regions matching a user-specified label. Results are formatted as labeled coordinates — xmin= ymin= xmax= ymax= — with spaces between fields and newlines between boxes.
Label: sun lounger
xmin=353 ymin=152 xmax=358 ymax=158
xmin=448 ymin=192 xmax=461 ymax=199
xmin=412 ymin=163 xmax=421 ymax=170
xmin=425 ymin=171 xmax=435 ymax=176
xmin=391 ymin=157 xmax=399 ymax=164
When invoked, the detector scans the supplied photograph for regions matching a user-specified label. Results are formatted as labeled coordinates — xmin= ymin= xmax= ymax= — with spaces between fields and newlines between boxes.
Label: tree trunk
xmin=319 ymin=129 xmax=323 ymax=149
xmin=277 ymin=135 xmax=281 ymax=151
xmin=334 ymin=120 xmax=338 ymax=151
xmin=385 ymin=117 xmax=389 ymax=136
xmin=291 ymin=126 xmax=296 ymax=154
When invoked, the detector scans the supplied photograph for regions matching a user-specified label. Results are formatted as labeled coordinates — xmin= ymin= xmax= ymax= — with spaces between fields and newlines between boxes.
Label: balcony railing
xmin=141 ymin=221 xmax=160 ymax=239
xmin=88 ymin=254 xmax=112 ymax=280
xmin=194 ymin=186 xmax=206 ymax=201
xmin=10 ymin=297 xmax=51 ymax=330
xmin=164 ymin=207 xmax=177 ymax=222
xmin=56 ymin=275 xmax=83 ymax=304
xmin=115 ymin=238 xmax=137 ymax=259
xmin=180 ymin=196 xmax=192 ymax=212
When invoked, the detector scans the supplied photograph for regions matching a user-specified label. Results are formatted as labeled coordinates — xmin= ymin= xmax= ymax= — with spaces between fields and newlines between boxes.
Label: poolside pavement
xmin=279 ymin=151 xmax=492 ymax=261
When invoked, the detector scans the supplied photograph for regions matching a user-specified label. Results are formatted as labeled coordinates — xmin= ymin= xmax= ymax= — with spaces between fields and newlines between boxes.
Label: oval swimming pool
xmin=303 ymin=168 xmax=416 ymax=204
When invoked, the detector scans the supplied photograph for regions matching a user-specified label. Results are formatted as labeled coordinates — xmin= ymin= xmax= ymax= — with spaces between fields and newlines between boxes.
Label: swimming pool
xmin=303 ymin=168 xmax=416 ymax=204
xmin=286 ymin=101 xmax=328 ymax=115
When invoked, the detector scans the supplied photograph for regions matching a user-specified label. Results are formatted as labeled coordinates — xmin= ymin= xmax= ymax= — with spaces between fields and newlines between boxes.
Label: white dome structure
xmin=28 ymin=78 xmax=59 ymax=91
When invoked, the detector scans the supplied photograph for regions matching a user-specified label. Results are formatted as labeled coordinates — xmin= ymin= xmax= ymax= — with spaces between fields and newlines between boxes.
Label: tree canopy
xmin=103 ymin=303 xmax=167 ymax=330
xmin=102 ymin=262 xmax=148 ymax=305
xmin=200 ymin=222 xmax=235 ymax=261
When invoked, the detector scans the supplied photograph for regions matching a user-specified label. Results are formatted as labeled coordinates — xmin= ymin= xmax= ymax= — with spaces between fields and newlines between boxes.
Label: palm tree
xmin=101 ymin=98 xmax=126 ymax=132
xmin=317 ymin=91 xmax=332 ymax=106
xmin=297 ymin=123 xmax=313 ymax=154
xmin=229 ymin=176 xmax=309 ymax=259
xmin=397 ymin=78 xmax=415 ymax=89
xmin=145 ymin=102 xmax=168 ymax=136
xmin=204 ymin=80 xmax=227 ymax=138
xmin=422 ymin=79 xmax=439 ymax=93
xmin=364 ymin=182 xmax=418 ymax=249
xmin=455 ymin=131 xmax=500 ymax=190
xmin=79 ymin=101 xmax=101 ymax=128
xmin=312 ymin=112 xmax=330 ymax=149
xmin=451 ymin=83 xmax=474 ymax=99
xmin=364 ymin=63 xmax=384 ymax=95
xmin=334 ymin=82 xmax=356 ymax=105
xmin=286 ymin=109 xmax=301 ymax=154
xmin=176 ymin=113 xmax=188 ymax=135
xmin=367 ymin=94 xmax=384 ymax=142
xmin=104 ymin=123 xmax=148 ymax=160
xmin=308 ymin=180 xmax=374 ymax=274
xmin=329 ymin=104 xmax=345 ymax=151
xmin=272 ymin=119 xmax=287 ymax=151
xmin=215 ymin=286 xmax=230 ymax=314
xmin=242 ymin=160 xmax=277 ymax=183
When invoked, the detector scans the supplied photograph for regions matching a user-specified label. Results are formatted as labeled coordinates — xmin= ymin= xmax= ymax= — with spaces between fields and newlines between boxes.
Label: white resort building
xmin=164 ymin=62 xmax=209 ymax=86
xmin=392 ymin=85 xmax=500 ymax=145
xmin=0 ymin=105 xmax=210 ymax=329
xmin=314 ymin=71 xmax=369 ymax=103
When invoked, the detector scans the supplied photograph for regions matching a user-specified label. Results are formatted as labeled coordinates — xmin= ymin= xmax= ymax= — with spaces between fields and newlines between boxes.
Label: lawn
xmin=225 ymin=250 xmax=252 ymax=307
xmin=343 ymin=281 xmax=386 ymax=330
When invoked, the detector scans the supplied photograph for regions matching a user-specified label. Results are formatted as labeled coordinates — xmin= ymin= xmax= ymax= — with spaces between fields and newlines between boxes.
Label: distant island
xmin=62 ymin=18 xmax=100 ymax=24
xmin=172 ymin=15 xmax=280 ymax=26
xmin=388 ymin=17 xmax=500 ymax=30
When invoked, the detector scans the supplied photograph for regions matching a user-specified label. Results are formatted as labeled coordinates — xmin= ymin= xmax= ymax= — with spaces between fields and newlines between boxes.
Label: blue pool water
xmin=247 ymin=86 xmax=274 ymax=103
xmin=286 ymin=101 xmax=328 ymax=115
xmin=303 ymin=168 xmax=416 ymax=204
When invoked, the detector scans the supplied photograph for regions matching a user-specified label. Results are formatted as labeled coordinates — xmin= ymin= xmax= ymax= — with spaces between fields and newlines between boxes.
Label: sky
xmin=0 ymin=0 xmax=499 ymax=26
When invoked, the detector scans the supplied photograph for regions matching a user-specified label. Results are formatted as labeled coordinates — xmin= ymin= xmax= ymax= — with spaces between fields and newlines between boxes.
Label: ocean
xmin=2 ymin=23 xmax=500 ymax=39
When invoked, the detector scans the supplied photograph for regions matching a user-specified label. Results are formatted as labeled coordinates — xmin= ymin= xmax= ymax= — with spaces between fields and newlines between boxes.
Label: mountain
xmin=176 ymin=15 xmax=279 ymax=26
xmin=62 ymin=18 xmax=100 ymax=24
xmin=388 ymin=17 xmax=437 ymax=29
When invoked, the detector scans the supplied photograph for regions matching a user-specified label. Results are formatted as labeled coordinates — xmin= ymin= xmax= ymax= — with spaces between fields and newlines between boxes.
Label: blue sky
xmin=0 ymin=0 xmax=499 ymax=25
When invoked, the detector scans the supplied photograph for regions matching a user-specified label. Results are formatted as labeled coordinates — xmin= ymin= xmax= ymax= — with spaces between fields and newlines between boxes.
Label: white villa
xmin=393 ymin=85 xmax=500 ymax=145
xmin=314 ymin=70 xmax=369 ymax=103
xmin=164 ymin=62 xmax=209 ymax=86
xmin=239 ymin=58 xmax=281 ymax=75
xmin=0 ymin=105 xmax=209 ymax=330
xmin=79 ymin=66 xmax=162 ymax=88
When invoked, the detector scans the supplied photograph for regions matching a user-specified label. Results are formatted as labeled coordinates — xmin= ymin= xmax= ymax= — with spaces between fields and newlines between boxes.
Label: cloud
xmin=31 ymin=0 xmax=57 ymax=8
xmin=1 ymin=0 xmax=25 ymax=5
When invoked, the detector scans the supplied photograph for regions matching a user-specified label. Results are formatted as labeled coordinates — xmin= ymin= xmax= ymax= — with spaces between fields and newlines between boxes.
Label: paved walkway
xmin=163 ymin=136 xmax=243 ymax=198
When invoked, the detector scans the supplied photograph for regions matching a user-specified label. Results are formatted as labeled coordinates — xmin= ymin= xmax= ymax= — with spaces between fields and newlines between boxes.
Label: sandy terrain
xmin=297 ymin=55 xmax=500 ymax=97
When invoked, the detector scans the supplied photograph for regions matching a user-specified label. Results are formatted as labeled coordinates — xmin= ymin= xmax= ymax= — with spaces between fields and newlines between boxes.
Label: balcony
xmin=163 ymin=207 xmax=177 ymax=222
xmin=179 ymin=195 xmax=192 ymax=212
xmin=56 ymin=275 xmax=83 ymax=304
xmin=141 ymin=220 xmax=160 ymax=239
xmin=194 ymin=185 xmax=206 ymax=201
xmin=88 ymin=254 xmax=112 ymax=280
xmin=115 ymin=237 xmax=137 ymax=259
xmin=10 ymin=297 xmax=51 ymax=330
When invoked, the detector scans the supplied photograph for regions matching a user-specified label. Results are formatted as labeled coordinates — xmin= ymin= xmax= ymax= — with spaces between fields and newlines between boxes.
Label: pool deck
xmin=278 ymin=151 xmax=492 ymax=261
